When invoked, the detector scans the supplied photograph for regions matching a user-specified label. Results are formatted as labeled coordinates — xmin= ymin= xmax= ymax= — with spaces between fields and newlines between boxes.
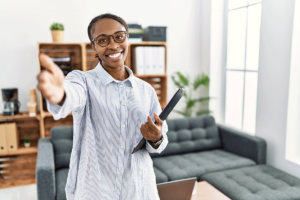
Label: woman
xmin=37 ymin=13 xmax=168 ymax=200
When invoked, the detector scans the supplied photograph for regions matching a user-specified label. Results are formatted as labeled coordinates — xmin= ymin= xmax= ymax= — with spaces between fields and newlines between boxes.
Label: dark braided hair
xmin=87 ymin=13 xmax=129 ymax=43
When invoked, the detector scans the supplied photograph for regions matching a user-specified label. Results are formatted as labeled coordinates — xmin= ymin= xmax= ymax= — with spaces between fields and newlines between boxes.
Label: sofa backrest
xmin=51 ymin=126 xmax=73 ymax=170
xmin=150 ymin=115 xmax=221 ymax=158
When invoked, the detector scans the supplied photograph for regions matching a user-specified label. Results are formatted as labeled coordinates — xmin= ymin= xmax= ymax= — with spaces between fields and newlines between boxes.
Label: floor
xmin=0 ymin=184 xmax=37 ymax=200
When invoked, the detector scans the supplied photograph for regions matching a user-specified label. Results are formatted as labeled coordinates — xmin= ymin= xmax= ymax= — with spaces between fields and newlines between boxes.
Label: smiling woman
xmin=88 ymin=14 xmax=130 ymax=81
xmin=36 ymin=13 xmax=169 ymax=200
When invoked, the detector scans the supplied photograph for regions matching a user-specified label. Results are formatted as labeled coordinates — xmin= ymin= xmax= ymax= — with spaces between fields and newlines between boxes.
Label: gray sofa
xmin=36 ymin=115 xmax=300 ymax=200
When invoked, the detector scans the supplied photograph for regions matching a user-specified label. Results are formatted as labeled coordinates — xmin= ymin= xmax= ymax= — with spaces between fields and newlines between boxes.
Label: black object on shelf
xmin=51 ymin=57 xmax=72 ymax=75
xmin=1 ymin=88 xmax=21 ymax=116
xmin=128 ymin=24 xmax=142 ymax=29
xmin=128 ymin=24 xmax=144 ymax=41
xmin=143 ymin=26 xmax=167 ymax=42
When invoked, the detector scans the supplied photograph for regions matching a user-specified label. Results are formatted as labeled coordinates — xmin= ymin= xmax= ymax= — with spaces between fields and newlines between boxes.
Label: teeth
xmin=108 ymin=52 xmax=121 ymax=58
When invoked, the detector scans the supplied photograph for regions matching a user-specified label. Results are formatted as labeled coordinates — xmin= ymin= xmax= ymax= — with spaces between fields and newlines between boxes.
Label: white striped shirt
xmin=46 ymin=62 xmax=169 ymax=200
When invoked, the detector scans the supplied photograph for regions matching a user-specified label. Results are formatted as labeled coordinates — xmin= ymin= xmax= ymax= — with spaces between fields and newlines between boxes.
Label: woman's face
xmin=91 ymin=18 xmax=129 ymax=70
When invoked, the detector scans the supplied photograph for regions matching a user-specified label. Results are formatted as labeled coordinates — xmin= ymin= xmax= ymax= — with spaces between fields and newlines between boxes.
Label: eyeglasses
xmin=92 ymin=31 xmax=129 ymax=47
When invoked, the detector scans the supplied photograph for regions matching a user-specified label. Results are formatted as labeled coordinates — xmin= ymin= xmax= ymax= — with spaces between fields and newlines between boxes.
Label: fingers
xmin=154 ymin=113 xmax=163 ymax=126
xmin=147 ymin=116 xmax=155 ymax=125
xmin=39 ymin=53 xmax=57 ymax=74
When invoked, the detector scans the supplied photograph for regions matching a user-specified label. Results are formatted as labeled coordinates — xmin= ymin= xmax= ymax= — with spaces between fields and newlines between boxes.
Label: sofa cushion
xmin=55 ymin=168 xmax=69 ymax=200
xmin=152 ymin=149 xmax=255 ymax=182
xmin=51 ymin=126 xmax=73 ymax=170
xmin=154 ymin=166 xmax=169 ymax=184
xmin=201 ymin=165 xmax=300 ymax=200
xmin=151 ymin=116 xmax=221 ymax=158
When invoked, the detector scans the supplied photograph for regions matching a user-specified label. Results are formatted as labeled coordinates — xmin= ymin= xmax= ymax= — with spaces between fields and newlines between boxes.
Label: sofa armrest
xmin=36 ymin=138 xmax=56 ymax=200
xmin=218 ymin=124 xmax=267 ymax=164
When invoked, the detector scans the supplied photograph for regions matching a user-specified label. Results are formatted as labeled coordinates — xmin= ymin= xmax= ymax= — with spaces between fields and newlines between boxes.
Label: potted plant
xmin=50 ymin=23 xmax=64 ymax=43
xmin=24 ymin=136 xmax=30 ymax=148
xmin=171 ymin=72 xmax=212 ymax=117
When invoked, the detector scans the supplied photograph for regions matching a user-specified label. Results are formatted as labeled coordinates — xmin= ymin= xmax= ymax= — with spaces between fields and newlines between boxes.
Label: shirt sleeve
xmin=145 ymin=87 xmax=169 ymax=154
xmin=46 ymin=70 xmax=87 ymax=120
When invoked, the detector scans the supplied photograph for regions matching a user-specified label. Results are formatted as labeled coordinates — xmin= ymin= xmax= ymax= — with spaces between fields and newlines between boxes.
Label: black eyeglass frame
xmin=91 ymin=31 xmax=129 ymax=47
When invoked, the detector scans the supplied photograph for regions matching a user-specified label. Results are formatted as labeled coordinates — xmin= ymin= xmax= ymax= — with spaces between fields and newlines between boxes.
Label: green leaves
xmin=171 ymin=72 xmax=189 ymax=88
xmin=50 ymin=23 xmax=64 ymax=31
xmin=171 ymin=75 xmax=185 ymax=88
xmin=171 ymin=71 xmax=212 ymax=117
xmin=25 ymin=136 xmax=30 ymax=143
xmin=193 ymin=73 xmax=210 ymax=90
xmin=176 ymin=72 xmax=189 ymax=86
xmin=196 ymin=97 xmax=211 ymax=102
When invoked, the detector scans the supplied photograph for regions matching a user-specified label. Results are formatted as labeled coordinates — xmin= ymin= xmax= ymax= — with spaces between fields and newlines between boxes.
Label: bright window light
xmin=225 ymin=71 xmax=244 ymax=129
xmin=246 ymin=4 xmax=262 ymax=70
xmin=228 ymin=0 xmax=247 ymax=10
xmin=227 ymin=8 xmax=247 ymax=70
xmin=224 ymin=0 xmax=262 ymax=134
xmin=243 ymin=72 xmax=258 ymax=133
xmin=248 ymin=0 xmax=262 ymax=5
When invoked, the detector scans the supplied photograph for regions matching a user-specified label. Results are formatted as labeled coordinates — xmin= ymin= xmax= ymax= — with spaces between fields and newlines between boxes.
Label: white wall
xmin=255 ymin=0 xmax=300 ymax=178
xmin=209 ymin=0 xmax=225 ymax=124
xmin=286 ymin=0 xmax=300 ymax=165
xmin=0 ymin=0 xmax=208 ymax=119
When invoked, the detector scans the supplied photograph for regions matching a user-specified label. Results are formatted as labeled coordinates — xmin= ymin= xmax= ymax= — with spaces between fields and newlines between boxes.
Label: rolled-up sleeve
xmin=46 ymin=71 xmax=87 ymax=120
xmin=146 ymin=87 xmax=169 ymax=154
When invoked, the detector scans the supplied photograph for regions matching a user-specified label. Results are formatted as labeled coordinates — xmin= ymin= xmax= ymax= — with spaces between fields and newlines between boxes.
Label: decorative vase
xmin=24 ymin=142 xmax=31 ymax=148
xmin=51 ymin=30 xmax=64 ymax=43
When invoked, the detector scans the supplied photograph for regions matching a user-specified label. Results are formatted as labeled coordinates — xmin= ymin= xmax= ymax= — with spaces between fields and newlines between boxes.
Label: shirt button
xmin=121 ymin=146 xmax=123 ymax=148
xmin=116 ymin=189 xmax=119 ymax=192
xmin=119 ymin=168 xmax=122 ymax=171
xmin=120 ymin=85 xmax=123 ymax=88
xmin=123 ymin=124 xmax=125 ymax=127
xmin=122 ymin=104 xmax=125 ymax=106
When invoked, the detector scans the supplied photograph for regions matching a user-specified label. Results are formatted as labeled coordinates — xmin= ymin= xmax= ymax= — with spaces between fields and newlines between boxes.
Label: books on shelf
xmin=128 ymin=23 xmax=144 ymax=43
xmin=132 ymin=46 xmax=165 ymax=75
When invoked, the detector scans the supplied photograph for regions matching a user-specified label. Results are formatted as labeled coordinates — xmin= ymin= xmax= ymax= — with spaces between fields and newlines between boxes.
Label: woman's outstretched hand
xmin=140 ymin=113 xmax=163 ymax=142
xmin=37 ymin=53 xmax=65 ymax=105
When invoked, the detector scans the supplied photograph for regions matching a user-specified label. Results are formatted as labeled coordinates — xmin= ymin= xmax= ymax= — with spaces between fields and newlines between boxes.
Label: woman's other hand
xmin=37 ymin=53 xmax=65 ymax=105
xmin=140 ymin=113 xmax=163 ymax=142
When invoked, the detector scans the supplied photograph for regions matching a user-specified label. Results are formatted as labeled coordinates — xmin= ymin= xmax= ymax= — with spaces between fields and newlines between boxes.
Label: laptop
xmin=157 ymin=177 xmax=197 ymax=200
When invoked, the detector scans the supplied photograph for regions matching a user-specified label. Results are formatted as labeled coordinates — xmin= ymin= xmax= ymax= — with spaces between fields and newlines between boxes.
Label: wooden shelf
xmin=0 ymin=146 xmax=38 ymax=156
xmin=0 ymin=112 xmax=40 ymax=121
xmin=0 ymin=177 xmax=36 ymax=189
xmin=0 ymin=154 xmax=37 ymax=189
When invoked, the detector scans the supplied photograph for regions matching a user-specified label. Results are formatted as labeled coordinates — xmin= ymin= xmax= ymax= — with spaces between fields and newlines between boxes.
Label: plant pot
xmin=51 ymin=30 xmax=64 ymax=43
xmin=24 ymin=142 xmax=31 ymax=148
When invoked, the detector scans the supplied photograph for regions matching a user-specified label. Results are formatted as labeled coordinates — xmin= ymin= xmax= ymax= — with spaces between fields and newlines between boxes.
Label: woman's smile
xmin=106 ymin=50 xmax=124 ymax=61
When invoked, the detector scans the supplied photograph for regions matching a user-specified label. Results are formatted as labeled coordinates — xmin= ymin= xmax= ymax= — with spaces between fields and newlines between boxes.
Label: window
xmin=224 ymin=0 xmax=262 ymax=133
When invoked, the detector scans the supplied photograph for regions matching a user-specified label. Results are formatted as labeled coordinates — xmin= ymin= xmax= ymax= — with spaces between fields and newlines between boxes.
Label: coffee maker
xmin=1 ymin=88 xmax=21 ymax=116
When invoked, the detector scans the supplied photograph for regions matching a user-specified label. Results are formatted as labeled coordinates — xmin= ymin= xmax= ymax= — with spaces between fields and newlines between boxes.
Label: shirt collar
xmin=95 ymin=62 xmax=136 ymax=88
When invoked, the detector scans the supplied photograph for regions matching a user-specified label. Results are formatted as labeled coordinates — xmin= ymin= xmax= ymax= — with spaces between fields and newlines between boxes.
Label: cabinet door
xmin=0 ymin=124 xmax=8 ymax=153
xmin=5 ymin=123 xmax=19 ymax=151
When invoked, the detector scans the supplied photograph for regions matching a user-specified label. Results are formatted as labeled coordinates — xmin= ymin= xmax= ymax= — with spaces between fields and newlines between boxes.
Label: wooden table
xmin=191 ymin=181 xmax=230 ymax=200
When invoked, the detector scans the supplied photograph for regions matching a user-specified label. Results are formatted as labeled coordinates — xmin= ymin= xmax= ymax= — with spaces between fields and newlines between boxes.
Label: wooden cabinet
xmin=0 ymin=112 xmax=40 ymax=188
